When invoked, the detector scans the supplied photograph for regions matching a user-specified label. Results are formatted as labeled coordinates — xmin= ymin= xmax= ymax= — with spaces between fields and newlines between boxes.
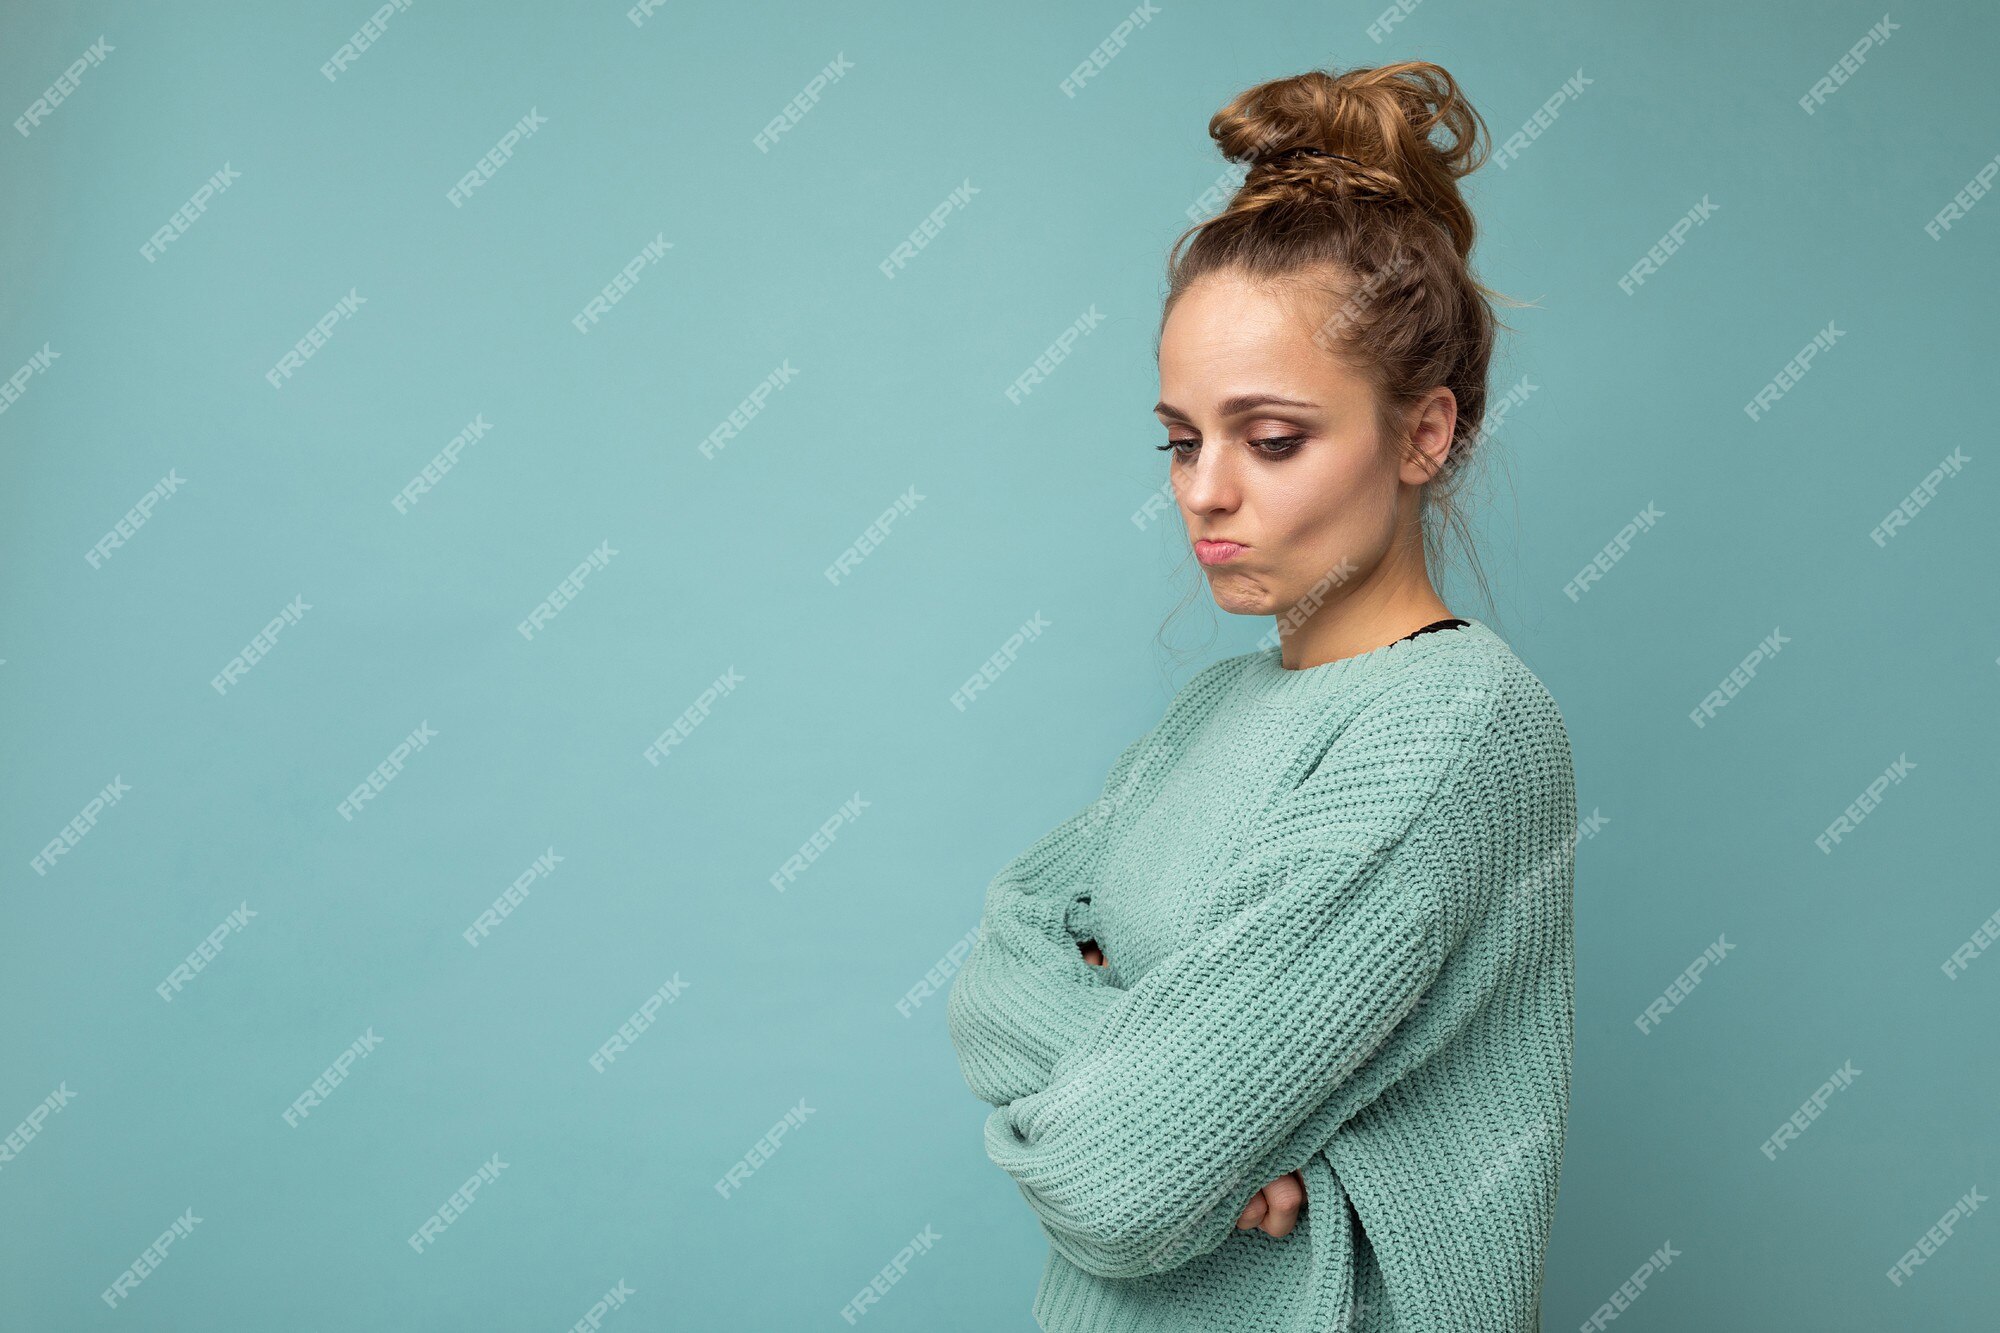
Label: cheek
xmin=1268 ymin=447 xmax=1384 ymax=536
xmin=1259 ymin=451 xmax=1399 ymax=572
xmin=1254 ymin=482 xmax=1327 ymax=544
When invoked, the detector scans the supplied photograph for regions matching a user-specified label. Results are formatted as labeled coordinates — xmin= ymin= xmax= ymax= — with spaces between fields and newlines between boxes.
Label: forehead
xmin=1158 ymin=270 xmax=1363 ymax=397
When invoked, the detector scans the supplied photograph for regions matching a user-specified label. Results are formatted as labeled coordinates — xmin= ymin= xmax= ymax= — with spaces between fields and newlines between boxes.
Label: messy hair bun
xmin=1214 ymin=62 xmax=1485 ymax=258
xmin=1163 ymin=61 xmax=1516 ymax=615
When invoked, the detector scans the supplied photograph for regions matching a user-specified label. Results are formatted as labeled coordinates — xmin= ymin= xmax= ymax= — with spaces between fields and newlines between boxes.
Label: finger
xmin=1257 ymin=1172 xmax=1306 ymax=1238
xmin=1235 ymin=1189 xmax=1268 ymax=1230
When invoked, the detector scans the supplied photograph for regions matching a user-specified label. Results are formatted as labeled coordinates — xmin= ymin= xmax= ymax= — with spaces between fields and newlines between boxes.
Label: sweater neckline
xmin=1236 ymin=617 xmax=1491 ymax=708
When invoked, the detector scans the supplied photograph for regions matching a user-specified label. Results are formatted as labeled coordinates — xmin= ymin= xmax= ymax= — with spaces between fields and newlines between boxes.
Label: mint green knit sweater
xmin=946 ymin=620 xmax=1576 ymax=1332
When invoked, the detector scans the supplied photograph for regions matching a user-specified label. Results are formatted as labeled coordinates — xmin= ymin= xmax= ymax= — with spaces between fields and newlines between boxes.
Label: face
xmin=1154 ymin=267 xmax=1453 ymax=619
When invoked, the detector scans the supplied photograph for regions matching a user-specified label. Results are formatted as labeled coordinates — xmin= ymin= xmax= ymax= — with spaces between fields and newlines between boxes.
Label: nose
xmin=1176 ymin=447 xmax=1240 ymax=518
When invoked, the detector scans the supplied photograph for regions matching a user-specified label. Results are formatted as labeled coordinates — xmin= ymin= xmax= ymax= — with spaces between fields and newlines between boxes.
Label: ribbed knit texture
xmin=945 ymin=619 xmax=1576 ymax=1333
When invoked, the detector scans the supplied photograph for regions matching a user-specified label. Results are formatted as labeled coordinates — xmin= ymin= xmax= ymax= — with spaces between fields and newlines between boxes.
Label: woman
xmin=946 ymin=61 xmax=1577 ymax=1332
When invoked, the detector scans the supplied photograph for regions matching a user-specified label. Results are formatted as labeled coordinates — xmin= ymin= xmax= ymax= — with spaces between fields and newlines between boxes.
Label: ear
xmin=1399 ymin=386 xmax=1458 ymax=484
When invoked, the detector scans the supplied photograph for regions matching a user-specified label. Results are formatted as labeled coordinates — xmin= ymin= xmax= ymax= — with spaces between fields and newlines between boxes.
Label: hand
xmin=1078 ymin=940 xmax=1106 ymax=967
xmin=1235 ymin=1171 xmax=1306 ymax=1237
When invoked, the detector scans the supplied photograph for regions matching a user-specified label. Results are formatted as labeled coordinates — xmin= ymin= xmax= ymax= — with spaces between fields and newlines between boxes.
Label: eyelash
xmin=1156 ymin=434 xmax=1307 ymax=460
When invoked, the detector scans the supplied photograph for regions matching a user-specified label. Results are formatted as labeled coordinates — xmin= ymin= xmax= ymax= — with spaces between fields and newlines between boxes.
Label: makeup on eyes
xmin=1155 ymin=431 xmax=1308 ymax=459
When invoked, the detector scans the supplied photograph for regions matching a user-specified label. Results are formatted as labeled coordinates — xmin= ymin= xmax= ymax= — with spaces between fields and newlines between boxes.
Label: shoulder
xmin=1099 ymin=648 xmax=1283 ymax=797
xmin=1337 ymin=629 xmax=1510 ymax=758
xmin=1179 ymin=651 xmax=1261 ymax=705
xmin=1425 ymin=631 xmax=1577 ymax=846
xmin=1348 ymin=622 xmax=1568 ymax=758
xmin=1279 ymin=625 xmax=1569 ymax=821
xmin=1465 ymin=631 xmax=1574 ymax=779
xmin=1140 ymin=651 xmax=1262 ymax=741
xmin=1087 ymin=653 xmax=1253 ymax=814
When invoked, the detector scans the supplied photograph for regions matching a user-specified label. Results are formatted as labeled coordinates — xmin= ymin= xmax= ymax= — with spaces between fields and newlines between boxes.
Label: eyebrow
xmin=1152 ymin=393 xmax=1321 ymax=422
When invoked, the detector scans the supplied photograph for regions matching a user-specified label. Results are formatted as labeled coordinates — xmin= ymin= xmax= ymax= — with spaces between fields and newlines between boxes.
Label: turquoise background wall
xmin=3 ymin=0 xmax=1995 ymax=1328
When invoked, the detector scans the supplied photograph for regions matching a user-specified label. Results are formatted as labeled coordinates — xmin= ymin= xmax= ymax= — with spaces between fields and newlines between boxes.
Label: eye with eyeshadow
xmin=1156 ymin=434 xmax=1307 ymax=461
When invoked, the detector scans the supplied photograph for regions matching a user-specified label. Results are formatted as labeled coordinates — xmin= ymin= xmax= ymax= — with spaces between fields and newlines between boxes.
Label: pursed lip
xmin=1193 ymin=538 xmax=1248 ymax=566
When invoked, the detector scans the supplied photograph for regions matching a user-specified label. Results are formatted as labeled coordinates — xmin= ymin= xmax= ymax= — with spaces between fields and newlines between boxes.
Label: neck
xmin=1273 ymin=559 xmax=1452 ymax=669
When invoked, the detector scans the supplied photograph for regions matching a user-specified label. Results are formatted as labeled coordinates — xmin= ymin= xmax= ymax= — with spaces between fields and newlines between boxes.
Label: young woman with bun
xmin=949 ymin=62 xmax=1575 ymax=1332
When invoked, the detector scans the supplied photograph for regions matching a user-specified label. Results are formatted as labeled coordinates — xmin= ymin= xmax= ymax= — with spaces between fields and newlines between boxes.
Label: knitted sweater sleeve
xmin=945 ymin=731 xmax=1154 ymax=1107
xmin=979 ymin=667 xmax=1502 ymax=1280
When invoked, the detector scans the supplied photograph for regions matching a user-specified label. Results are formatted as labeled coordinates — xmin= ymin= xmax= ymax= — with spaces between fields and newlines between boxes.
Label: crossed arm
xmin=945 ymin=671 xmax=1499 ymax=1279
xmin=944 ymin=731 xmax=1154 ymax=1108
xmin=1076 ymin=922 xmax=1310 ymax=1242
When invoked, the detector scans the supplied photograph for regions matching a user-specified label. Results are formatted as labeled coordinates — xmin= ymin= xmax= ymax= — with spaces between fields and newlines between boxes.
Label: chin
xmin=1203 ymin=576 xmax=1277 ymax=617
